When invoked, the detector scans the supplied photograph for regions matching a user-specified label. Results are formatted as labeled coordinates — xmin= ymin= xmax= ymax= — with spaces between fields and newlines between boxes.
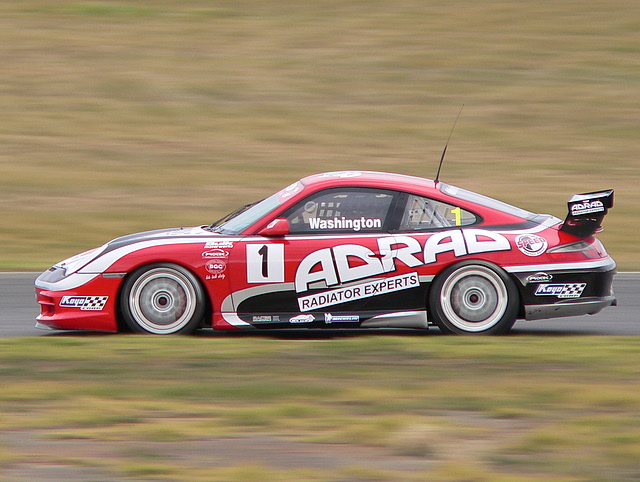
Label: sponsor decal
xmin=204 ymin=240 xmax=234 ymax=249
xmin=320 ymin=171 xmax=362 ymax=178
xmin=278 ymin=181 xmax=303 ymax=200
xmin=289 ymin=314 xmax=315 ymax=324
xmin=324 ymin=313 xmax=360 ymax=323
xmin=202 ymin=249 xmax=229 ymax=259
xmin=60 ymin=296 xmax=108 ymax=311
xmin=516 ymin=234 xmax=548 ymax=257
xmin=308 ymin=217 xmax=382 ymax=232
xmin=526 ymin=272 xmax=553 ymax=283
xmin=205 ymin=260 xmax=227 ymax=275
xmin=241 ymin=229 xmax=512 ymax=311
xmin=298 ymin=272 xmax=419 ymax=311
xmin=203 ymin=245 xmax=230 ymax=280
xmin=535 ymin=283 xmax=586 ymax=299
xmin=570 ymin=200 xmax=604 ymax=216
xmin=252 ymin=316 xmax=271 ymax=323
xmin=252 ymin=315 xmax=280 ymax=323
xmin=295 ymin=230 xmax=510 ymax=293
xmin=166 ymin=227 xmax=202 ymax=236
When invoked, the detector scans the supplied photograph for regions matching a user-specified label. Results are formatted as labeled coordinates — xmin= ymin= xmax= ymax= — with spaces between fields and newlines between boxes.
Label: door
xmin=228 ymin=187 xmax=403 ymax=327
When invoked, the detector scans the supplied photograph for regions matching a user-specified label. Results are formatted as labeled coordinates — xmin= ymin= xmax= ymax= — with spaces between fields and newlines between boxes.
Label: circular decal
xmin=515 ymin=234 xmax=548 ymax=257
xmin=205 ymin=260 xmax=227 ymax=275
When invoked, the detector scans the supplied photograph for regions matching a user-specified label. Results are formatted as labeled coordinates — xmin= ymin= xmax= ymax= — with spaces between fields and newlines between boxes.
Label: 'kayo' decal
xmin=60 ymin=296 xmax=109 ymax=311
xmin=535 ymin=283 xmax=586 ymax=299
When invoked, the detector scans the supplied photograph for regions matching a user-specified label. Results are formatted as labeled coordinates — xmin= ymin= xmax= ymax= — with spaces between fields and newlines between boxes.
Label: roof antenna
xmin=434 ymin=104 xmax=464 ymax=184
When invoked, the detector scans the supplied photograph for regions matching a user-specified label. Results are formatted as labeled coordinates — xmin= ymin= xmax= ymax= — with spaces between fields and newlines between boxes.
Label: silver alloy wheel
xmin=127 ymin=267 xmax=199 ymax=334
xmin=439 ymin=265 xmax=509 ymax=332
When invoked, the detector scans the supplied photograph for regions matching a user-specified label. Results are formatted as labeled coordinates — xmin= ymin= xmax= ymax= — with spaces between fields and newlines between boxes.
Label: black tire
xmin=120 ymin=263 xmax=205 ymax=335
xmin=429 ymin=261 xmax=518 ymax=335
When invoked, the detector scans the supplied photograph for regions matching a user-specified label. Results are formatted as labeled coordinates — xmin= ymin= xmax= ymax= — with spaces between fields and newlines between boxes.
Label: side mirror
xmin=258 ymin=218 xmax=290 ymax=237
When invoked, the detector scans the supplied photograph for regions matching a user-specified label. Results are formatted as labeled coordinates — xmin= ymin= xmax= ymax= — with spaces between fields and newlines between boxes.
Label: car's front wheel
xmin=120 ymin=263 xmax=205 ymax=335
xmin=429 ymin=262 xmax=518 ymax=335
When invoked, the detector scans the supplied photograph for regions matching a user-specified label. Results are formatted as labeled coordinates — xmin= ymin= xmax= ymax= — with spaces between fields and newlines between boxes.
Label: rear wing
xmin=560 ymin=189 xmax=614 ymax=238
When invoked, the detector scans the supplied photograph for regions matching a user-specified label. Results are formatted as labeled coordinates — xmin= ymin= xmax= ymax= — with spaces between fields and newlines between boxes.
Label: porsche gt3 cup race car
xmin=35 ymin=171 xmax=616 ymax=335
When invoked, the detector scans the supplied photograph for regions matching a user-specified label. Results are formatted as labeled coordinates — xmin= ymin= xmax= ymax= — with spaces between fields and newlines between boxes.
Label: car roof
xmin=295 ymin=171 xmax=542 ymax=226
xmin=300 ymin=171 xmax=437 ymax=192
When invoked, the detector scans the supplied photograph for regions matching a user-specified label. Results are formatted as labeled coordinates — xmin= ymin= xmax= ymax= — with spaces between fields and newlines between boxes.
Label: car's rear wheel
xmin=120 ymin=263 xmax=205 ymax=335
xmin=429 ymin=262 xmax=518 ymax=335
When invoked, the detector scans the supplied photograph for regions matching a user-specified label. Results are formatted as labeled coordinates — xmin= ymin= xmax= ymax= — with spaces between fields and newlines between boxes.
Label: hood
xmin=106 ymin=226 xmax=209 ymax=250
xmin=78 ymin=226 xmax=215 ymax=274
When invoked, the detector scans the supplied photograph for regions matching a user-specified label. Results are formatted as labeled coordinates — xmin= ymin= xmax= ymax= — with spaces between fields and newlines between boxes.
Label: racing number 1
xmin=258 ymin=245 xmax=269 ymax=278
xmin=451 ymin=207 xmax=462 ymax=226
xmin=246 ymin=244 xmax=285 ymax=283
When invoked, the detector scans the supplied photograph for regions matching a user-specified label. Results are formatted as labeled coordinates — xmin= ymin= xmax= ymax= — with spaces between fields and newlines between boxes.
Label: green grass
xmin=0 ymin=336 xmax=639 ymax=480
xmin=0 ymin=0 xmax=638 ymax=269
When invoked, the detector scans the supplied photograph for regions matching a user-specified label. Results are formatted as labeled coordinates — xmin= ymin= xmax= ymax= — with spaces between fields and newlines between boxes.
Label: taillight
xmin=547 ymin=240 xmax=605 ymax=262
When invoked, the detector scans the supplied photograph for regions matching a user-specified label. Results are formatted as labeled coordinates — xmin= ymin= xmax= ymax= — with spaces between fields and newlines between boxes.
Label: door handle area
xmin=368 ymin=250 xmax=390 ymax=259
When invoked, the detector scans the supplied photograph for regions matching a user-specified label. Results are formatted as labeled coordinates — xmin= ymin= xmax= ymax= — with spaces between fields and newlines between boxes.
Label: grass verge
xmin=0 ymin=335 xmax=638 ymax=480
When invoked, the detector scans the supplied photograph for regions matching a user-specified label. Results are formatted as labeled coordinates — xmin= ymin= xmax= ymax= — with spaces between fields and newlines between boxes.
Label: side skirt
xmin=360 ymin=310 xmax=428 ymax=329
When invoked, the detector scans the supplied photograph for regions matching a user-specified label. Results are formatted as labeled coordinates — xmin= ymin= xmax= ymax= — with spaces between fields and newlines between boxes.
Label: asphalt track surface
xmin=1 ymin=272 xmax=638 ymax=338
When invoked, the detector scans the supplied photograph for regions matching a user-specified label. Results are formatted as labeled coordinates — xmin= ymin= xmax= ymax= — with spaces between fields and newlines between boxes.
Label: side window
xmin=399 ymin=194 xmax=477 ymax=231
xmin=286 ymin=189 xmax=394 ymax=234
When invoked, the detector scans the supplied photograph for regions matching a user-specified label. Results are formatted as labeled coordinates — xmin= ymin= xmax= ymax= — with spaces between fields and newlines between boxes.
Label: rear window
xmin=439 ymin=183 xmax=538 ymax=220
xmin=398 ymin=194 xmax=477 ymax=231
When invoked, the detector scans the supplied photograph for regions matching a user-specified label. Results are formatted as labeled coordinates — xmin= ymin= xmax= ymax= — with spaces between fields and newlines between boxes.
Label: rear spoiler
xmin=560 ymin=189 xmax=613 ymax=238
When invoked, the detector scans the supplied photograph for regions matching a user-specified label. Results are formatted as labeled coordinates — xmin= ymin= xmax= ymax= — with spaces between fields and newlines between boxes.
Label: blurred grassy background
xmin=1 ymin=0 xmax=638 ymax=270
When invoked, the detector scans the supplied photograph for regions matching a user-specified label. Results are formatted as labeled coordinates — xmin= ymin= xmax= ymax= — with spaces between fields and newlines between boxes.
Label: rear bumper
xmin=508 ymin=257 xmax=617 ymax=321
xmin=524 ymin=295 xmax=616 ymax=321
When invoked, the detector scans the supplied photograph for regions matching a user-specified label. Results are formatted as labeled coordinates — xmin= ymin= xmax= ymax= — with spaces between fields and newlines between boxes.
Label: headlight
xmin=38 ymin=265 xmax=68 ymax=284
xmin=40 ymin=245 xmax=107 ymax=283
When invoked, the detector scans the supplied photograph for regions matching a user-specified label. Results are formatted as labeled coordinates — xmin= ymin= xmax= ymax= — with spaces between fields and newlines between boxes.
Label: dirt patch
xmin=2 ymin=429 xmax=437 ymax=480
xmin=0 ymin=410 xmax=536 ymax=480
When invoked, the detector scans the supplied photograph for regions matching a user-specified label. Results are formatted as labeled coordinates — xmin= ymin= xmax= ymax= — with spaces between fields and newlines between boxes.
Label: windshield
xmin=439 ymin=183 xmax=538 ymax=220
xmin=207 ymin=193 xmax=282 ymax=235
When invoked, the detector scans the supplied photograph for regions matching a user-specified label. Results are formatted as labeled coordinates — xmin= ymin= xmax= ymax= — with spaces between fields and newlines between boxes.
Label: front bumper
xmin=35 ymin=273 xmax=122 ymax=332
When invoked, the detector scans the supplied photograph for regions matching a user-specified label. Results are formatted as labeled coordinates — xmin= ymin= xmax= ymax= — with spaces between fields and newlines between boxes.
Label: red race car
xmin=35 ymin=171 xmax=616 ymax=335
